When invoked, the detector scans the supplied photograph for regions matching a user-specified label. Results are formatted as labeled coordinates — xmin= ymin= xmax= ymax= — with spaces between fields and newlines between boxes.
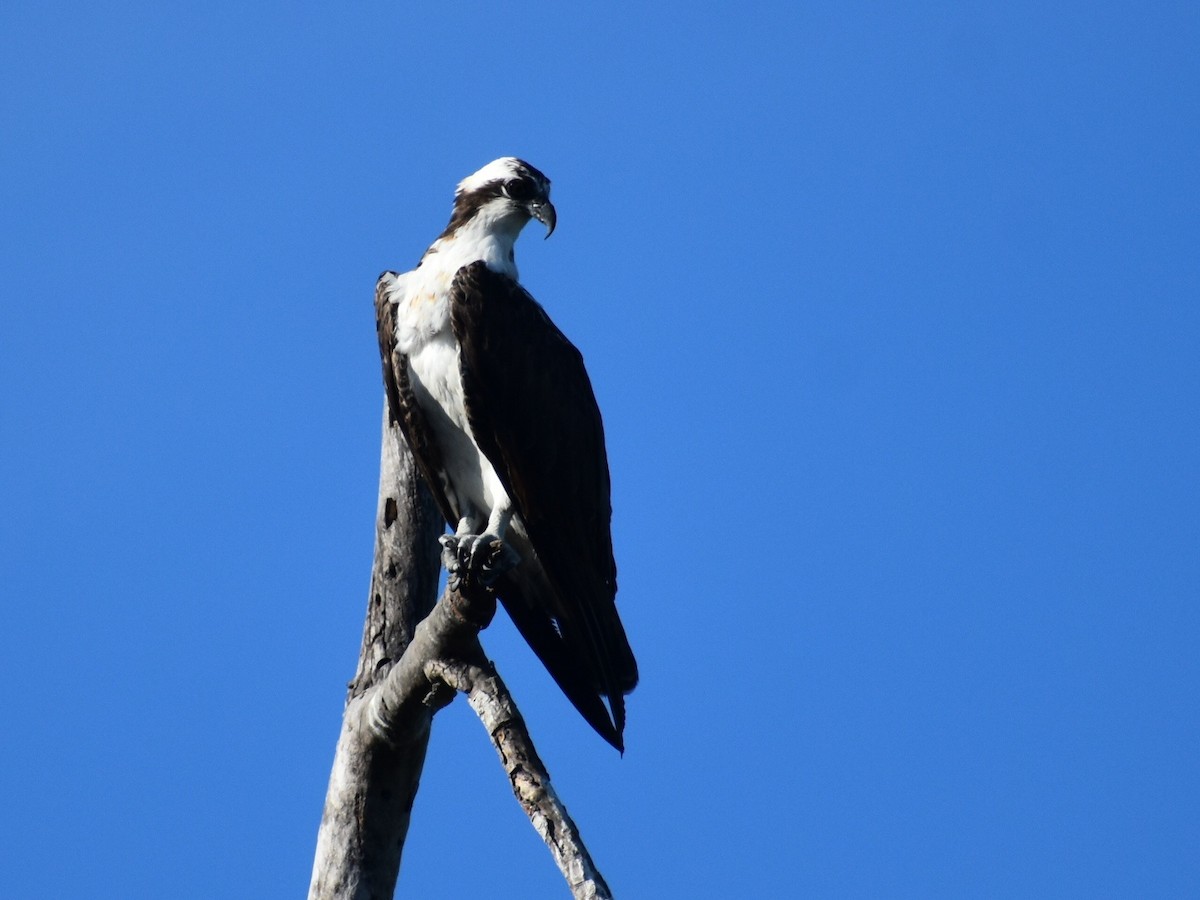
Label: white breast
xmin=391 ymin=238 xmax=515 ymax=527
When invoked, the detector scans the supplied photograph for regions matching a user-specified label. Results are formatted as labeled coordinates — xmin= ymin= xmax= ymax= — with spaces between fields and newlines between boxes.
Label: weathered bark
xmin=425 ymin=658 xmax=614 ymax=900
xmin=308 ymin=408 xmax=443 ymax=900
xmin=310 ymin=408 xmax=614 ymax=899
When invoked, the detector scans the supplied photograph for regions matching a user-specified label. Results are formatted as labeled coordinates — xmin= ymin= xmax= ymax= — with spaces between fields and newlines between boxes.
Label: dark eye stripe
xmin=505 ymin=179 xmax=536 ymax=202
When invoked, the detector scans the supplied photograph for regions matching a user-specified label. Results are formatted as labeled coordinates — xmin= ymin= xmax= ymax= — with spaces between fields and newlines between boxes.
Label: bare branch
xmin=311 ymin=411 xmax=614 ymax=899
xmin=425 ymin=657 xmax=614 ymax=900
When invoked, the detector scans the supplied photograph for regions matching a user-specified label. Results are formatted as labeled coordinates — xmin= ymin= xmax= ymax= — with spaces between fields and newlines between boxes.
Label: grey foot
xmin=439 ymin=533 xmax=520 ymax=589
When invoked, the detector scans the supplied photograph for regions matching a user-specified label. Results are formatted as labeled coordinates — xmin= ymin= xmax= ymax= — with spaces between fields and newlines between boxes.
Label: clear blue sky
xmin=2 ymin=2 xmax=1197 ymax=897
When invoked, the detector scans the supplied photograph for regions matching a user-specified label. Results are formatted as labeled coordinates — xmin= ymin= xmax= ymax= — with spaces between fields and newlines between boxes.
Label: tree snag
xmin=309 ymin=407 xmax=613 ymax=899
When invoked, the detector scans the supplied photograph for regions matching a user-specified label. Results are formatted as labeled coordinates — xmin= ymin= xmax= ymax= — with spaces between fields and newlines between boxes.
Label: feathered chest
xmin=395 ymin=231 xmax=518 ymax=357
xmin=392 ymin=264 xmax=465 ymax=440
xmin=394 ymin=265 xmax=455 ymax=357
xmin=390 ymin=254 xmax=519 ymax=523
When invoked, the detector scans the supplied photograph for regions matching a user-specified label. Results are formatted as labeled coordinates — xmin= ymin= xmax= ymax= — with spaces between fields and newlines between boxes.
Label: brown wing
xmin=449 ymin=261 xmax=638 ymax=748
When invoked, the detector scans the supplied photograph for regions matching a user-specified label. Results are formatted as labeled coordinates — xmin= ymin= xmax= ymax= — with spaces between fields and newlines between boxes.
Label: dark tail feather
xmin=498 ymin=592 xmax=626 ymax=752
xmin=609 ymin=681 xmax=626 ymax=745
xmin=562 ymin=595 xmax=637 ymax=747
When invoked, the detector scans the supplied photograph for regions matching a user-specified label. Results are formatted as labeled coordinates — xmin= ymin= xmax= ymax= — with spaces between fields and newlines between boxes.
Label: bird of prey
xmin=374 ymin=158 xmax=637 ymax=751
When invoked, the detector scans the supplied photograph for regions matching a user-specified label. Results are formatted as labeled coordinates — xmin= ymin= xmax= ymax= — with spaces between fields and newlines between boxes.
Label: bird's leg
xmin=439 ymin=506 xmax=519 ymax=589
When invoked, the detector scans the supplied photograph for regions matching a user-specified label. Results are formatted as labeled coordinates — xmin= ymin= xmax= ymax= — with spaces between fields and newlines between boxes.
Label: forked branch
xmin=310 ymin=411 xmax=612 ymax=899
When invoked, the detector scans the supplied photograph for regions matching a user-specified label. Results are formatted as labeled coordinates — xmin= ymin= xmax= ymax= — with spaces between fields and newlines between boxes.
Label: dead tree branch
xmin=308 ymin=409 xmax=442 ymax=900
xmin=310 ymin=408 xmax=613 ymax=899
xmin=425 ymin=657 xmax=614 ymax=900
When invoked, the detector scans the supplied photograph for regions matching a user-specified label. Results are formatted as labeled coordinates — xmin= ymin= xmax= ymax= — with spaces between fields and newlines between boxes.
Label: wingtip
xmin=598 ymin=720 xmax=625 ymax=754
xmin=581 ymin=695 xmax=626 ymax=753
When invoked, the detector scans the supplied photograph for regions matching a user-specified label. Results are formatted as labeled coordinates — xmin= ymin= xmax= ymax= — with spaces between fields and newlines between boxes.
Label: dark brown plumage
xmin=375 ymin=260 xmax=637 ymax=750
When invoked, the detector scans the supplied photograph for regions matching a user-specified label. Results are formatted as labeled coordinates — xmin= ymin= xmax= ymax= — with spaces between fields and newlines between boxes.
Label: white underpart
xmin=389 ymin=193 xmax=533 ymax=539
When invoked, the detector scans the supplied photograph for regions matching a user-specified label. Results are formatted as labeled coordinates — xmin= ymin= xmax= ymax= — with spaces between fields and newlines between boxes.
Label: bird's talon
xmin=439 ymin=535 xmax=464 ymax=576
xmin=438 ymin=532 xmax=519 ymax=588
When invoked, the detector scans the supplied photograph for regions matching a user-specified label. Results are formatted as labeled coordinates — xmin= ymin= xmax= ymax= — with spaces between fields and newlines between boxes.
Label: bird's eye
xmin=504 ymin=179 xmax=535 ymax=202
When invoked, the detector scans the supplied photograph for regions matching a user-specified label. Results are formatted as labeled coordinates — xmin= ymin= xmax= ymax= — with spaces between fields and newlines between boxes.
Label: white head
xmin=443 ymin=157 xmax=556 ymax=239
xmin=456 ymin=157 xmax=551 ymax=199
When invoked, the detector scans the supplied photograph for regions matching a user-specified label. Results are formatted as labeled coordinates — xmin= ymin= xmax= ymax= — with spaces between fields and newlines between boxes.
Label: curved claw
xmin=440 ymin=533 xmax=519 ymax=589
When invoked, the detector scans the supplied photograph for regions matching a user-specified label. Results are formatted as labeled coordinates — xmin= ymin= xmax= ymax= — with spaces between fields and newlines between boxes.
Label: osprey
xmin=375 ymin=158 xmax=637 ymax=750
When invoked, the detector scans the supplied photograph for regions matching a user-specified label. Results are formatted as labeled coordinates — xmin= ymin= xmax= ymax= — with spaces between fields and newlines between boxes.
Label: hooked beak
xmin=528 ymin=199 xmax=557 ymax=239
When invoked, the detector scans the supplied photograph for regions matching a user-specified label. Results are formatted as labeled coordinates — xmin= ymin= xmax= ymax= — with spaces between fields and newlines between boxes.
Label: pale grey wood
xmin=309 ymin=407 xmax=443 ymax=900
xmin=310 ymin=409 xmax=615 ymax=899
xmin=424 ymin=657 xmax=614 ymax=900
